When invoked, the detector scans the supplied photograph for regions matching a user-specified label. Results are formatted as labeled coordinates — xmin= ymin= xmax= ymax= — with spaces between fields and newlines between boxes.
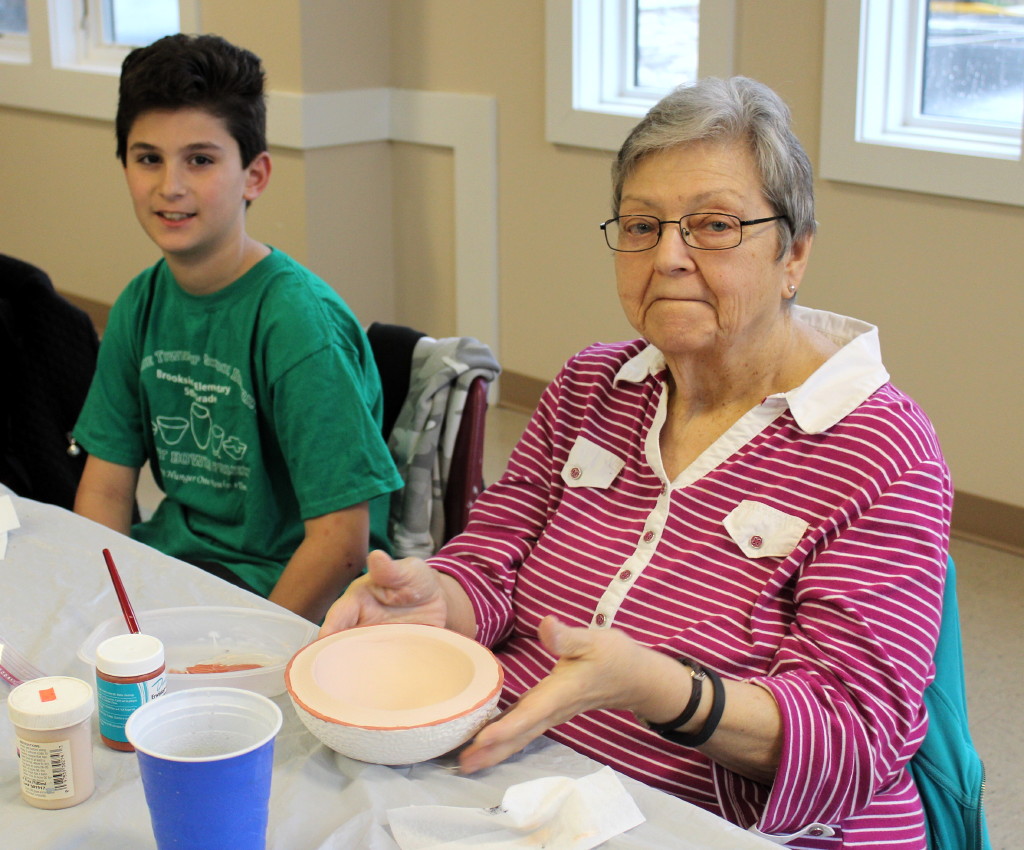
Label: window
xmin=575 ymin=0 xmax=700 ymax=119
xmin=635 ymin=0 xmax=700 ymax=92
xmin=0 ymin=0 xmax=26 ymax=33
xmin=921 ymin=5 xmax=1024 ymax=128
xmin=0 ymin=1 xmax=195 ymax=121
xmin=107 ymin=0 xmax=180 ymax=47
xmin=0 ymin=0 xmax=29 ymax=64
xmin=546 ymin=0 xmax=736 ymax=151
xmin=821 ymin=0 xmax=1024 ymax=207
xmin=50 ymin=0 xmax=181 ymax=74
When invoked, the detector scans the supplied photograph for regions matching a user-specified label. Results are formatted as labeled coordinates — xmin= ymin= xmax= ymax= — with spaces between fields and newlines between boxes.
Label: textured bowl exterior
xmin=286 ymin=624 xmax=505 ymax=765
xmin=289 ymin=691 xmax=500 ymax=765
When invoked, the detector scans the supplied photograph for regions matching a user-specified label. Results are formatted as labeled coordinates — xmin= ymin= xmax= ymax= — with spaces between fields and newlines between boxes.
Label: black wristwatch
xmin=638 ymin=658 xmax=706 ymax=732
xmin=638 ymin=658 xmax=727 ymax=748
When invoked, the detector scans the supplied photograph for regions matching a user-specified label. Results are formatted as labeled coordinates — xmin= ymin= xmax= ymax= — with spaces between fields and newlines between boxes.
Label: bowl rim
xmin=286 ymin=623 xmax=504 ymax=731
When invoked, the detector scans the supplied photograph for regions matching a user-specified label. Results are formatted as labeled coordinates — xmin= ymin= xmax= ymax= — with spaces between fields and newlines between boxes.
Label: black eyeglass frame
xmin=599 ymin=213 xmax=790 ymax=252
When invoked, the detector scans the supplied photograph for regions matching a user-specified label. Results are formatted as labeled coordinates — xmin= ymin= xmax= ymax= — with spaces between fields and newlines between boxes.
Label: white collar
xmin=613 ymin=305 xmax=890 ymax=434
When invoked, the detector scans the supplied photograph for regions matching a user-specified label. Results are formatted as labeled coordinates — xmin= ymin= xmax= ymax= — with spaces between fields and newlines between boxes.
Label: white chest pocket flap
xmin=724 ymin=500 xmax=809 ymax=559
xmin=561 ymin=436 xmax=625 ymax=489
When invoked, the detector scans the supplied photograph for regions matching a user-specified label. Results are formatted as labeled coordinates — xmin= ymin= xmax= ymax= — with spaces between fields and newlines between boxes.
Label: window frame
xmin=820 ymin=0 xmax=1024 ymax=207
xmin=50 ymin=0 xmax=140 ymax=75
xmin=0 ymin=29 xmax=30 ymax=64
xmin=0 ymin=0 xmax=197 ymax=120
xmin=546 ymin=0 xmax=736 ymax=152
xmin=894 ymin=0 xmax=1020 ymax=144
xmin=0 ymin=0 xmax=30 ymax=64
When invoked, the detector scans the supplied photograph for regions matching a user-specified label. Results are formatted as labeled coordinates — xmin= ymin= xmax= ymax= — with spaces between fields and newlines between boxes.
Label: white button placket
xmin=590 ymin=482 xmax=672 ymax=628
xmin=590 ymin=385 xmax=672 ymax=629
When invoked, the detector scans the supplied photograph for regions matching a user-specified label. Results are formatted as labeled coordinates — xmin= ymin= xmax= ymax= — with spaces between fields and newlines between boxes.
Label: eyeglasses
xmin=600 ymin=212 xmax=788 ymax=252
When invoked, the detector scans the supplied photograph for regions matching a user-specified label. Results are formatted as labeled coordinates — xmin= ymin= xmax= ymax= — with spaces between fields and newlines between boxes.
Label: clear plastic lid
xmin=7 ymin=676 xmax=95 ymax=730
xmin=0 ymin=637 xmax=47 ymax=690
xmin=95 ymin=633 xmax=165 ymax=678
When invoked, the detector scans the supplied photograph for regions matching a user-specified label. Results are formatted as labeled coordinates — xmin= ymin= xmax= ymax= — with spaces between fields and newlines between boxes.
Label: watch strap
xmin=661 ymin=665 xmax=726 ymax=748
xmin=639 ymin=657 xmax=705 ymax=733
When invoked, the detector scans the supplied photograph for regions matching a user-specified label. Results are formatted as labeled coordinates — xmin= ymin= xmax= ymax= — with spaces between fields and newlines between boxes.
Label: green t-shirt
xmin=75 ymin=249 xmax=402 ymax=596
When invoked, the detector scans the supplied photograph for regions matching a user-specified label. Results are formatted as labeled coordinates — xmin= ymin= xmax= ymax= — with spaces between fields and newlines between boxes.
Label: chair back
xmin=909 ymin=556 xmax=991 ymax=850
xmin=366 ymin=323 xmax=499 ymax=556
xmin=366 ymin=322 xmax=426 ymax=442
xmin=443 ymin=375 xmax=488 ymax=542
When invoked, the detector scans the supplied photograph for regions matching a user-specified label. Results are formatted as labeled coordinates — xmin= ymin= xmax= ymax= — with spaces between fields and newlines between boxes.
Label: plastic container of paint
xmin=95 ymin=633 xmax=167 ymax=751
xmin=8 ymin=676 xmax=95 ymax=809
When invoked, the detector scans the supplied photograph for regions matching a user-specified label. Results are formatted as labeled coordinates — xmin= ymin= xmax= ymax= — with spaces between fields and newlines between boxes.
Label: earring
xmin=788 ymin=285 xmax=796 ymax=293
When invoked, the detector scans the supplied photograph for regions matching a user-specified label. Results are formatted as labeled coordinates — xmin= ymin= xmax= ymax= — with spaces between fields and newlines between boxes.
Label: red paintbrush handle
xmin=103 ymin=548 xmax=140 ymax=634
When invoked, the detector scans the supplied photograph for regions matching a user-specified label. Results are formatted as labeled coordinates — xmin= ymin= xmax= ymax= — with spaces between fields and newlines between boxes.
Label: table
xmin=2 ymin=489 xmax=777 ymax=849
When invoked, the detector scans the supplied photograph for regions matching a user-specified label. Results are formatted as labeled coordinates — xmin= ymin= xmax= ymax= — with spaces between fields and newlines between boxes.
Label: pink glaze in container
xmin=78 ymin=607 xmax=318 ymax=697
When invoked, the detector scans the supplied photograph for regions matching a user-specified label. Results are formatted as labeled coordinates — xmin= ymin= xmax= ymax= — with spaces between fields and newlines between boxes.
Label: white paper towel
xmin=387 ymin=766 xmax=646 ymax=850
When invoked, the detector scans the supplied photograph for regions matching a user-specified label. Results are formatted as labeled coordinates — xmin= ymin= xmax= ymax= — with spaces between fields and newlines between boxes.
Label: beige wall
xmin=387 ymin=0 xmax=1024 ymax=515
xmin=392 ymin=142 xmax=455 ymax=332
xmin=0 ymin=0 xmax=393 ymax=318
xmin=1 ymin=0 xmax=1021 ymax=517
xmin=0 ymin=108 xmax=152 ymax=304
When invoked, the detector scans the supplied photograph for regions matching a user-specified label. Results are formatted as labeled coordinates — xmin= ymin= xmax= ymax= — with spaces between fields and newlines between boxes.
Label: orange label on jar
xmin=38 ymin=687 xmax=57 ymax=702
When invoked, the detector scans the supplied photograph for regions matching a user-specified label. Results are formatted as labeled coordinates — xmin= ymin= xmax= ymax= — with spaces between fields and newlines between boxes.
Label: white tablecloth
xmin=1 ymin=489 xmax=776 ymax=849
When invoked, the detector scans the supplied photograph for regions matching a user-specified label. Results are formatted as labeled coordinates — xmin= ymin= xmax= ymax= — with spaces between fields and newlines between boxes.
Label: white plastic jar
xmin=7 ymin=676 xmax=96 ymax=809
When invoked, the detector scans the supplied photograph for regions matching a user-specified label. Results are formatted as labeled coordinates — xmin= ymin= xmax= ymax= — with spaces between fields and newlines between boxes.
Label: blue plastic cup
xmin=125 ymin=687 xmax=283 ymax=850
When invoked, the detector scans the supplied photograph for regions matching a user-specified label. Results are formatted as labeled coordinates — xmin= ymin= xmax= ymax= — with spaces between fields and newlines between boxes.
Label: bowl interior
xmin=287 ymin=624 xmax=502 ymax=730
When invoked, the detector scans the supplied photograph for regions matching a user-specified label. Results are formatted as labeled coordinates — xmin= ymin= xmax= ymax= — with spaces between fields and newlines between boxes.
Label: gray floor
xmin=136 ymin=405 xmax=1020 ymax=846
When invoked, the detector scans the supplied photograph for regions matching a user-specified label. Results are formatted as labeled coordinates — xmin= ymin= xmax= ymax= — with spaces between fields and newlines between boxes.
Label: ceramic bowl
xmin=78 ymin=606 xmax=318 ymax=697
xmin=285 ymin=623 xmax=504 ymax=765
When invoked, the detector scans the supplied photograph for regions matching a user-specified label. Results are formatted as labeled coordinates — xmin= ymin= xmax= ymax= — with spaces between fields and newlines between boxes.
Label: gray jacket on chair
xmin=388 ymin=335 xmax=500 ymax=558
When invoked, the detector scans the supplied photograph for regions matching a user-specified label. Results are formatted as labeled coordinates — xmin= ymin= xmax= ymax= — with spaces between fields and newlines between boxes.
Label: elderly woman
xmin=322 ymin=77 xmax=950 ymax=848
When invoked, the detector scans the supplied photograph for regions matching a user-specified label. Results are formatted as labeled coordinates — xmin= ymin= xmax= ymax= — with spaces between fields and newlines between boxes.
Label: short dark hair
xmin=115 ymin=34 xmax=266 ymax=167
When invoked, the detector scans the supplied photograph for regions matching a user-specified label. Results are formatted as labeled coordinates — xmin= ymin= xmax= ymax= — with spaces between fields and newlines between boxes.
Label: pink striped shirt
xmin=431 ymin=308 xmax=952 ymax=848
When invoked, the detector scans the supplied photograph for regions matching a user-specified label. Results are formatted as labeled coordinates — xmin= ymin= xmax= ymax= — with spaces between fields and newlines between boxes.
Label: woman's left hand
xmin=458 ymin=615 xmax=651 ymax=774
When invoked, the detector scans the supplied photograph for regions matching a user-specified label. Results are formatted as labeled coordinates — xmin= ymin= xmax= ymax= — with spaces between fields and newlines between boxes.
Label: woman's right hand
xmin=318 ymin=549 xmax=449 ymax=637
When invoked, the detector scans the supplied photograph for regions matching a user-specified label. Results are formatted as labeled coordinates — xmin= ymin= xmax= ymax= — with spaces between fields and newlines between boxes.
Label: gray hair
xmin=611 ymin=76 xmax=815 ymax=258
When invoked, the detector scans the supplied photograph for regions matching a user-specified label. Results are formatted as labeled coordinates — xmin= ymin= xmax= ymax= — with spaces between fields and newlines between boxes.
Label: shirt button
xmin=595 ymin=613 xmax=606 ymax=626
xmin=749 ymin=535 xmax=763 ymax=549
xmin=569 ymin=466 xmax=582 ymax=480
xmin=660 ymin=484 xmax=667 ymax=495
xmin=619 ymin=569 xmax=632 ymax=581
xmin=642 ymin=530 xmax=655 ymax=543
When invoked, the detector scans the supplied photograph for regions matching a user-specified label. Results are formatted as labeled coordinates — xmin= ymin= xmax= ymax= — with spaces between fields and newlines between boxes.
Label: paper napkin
xmin=387 ymin=766 xmax=645 ymax=850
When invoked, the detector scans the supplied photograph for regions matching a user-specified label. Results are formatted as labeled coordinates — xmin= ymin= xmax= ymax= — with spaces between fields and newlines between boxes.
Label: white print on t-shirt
xmin=142 ymin=349 xmax=254 ymax=493
xmin=141 ymin=351 xmax=257 ymax=409
xmin=152 ymin=403 xmax=247 ymax=460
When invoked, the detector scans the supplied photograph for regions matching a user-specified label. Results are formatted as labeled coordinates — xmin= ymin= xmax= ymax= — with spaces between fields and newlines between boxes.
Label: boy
xmin=74 ymin=34 xmax=402 ymax=623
